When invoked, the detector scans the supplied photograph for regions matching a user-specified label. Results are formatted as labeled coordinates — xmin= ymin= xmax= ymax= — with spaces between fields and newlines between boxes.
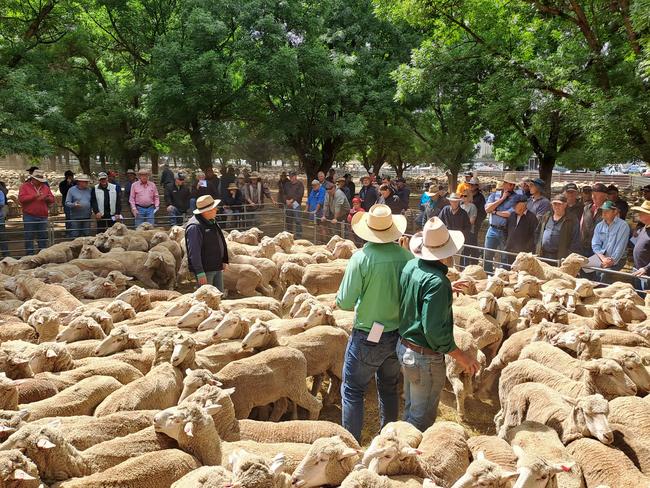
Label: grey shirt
xmin=323 ymin=189 xmax=351 ymax=220
xmin=65 ymin=185 xmax=92 ymax=219
xmin=527 ymin=195 xmax=552 ymax=220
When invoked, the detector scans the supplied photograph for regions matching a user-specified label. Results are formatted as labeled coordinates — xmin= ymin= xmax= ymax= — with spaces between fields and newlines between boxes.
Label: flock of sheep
xmin=0 ymin=220 xmax=648 ymax=487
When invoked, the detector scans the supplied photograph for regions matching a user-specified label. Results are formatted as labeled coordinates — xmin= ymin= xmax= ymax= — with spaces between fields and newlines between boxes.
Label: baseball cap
xmin=531 ymin=178 xmax=545 ymax=188
xmin=592 ymin=183 xmax=608 ymax=193
xmin=175 ymin=172 xmax=185 ymax=180
xmin=352 ymin=197 xmax=361 ymax=204
xmin=581 ymin=185 xmax=592 ymax=192
xmin=97 ymin=172 xmax=108 ymax=179
xmin=311 ymin=179 xmax=320 ymax=186
xmin=464 ymin=171 xmax=473 ymax=176
xmin=564 ymin=183 xmax=578 ymax=192
xmin=513 ymin=194 xmax=529 ymax=204
xmin=552 ymin=194 xmax=568 ymax=203
xmin=600 ymin=200 xmax=618 ymax=211
xmin=289 ymin=171 xmax=297 ymax=177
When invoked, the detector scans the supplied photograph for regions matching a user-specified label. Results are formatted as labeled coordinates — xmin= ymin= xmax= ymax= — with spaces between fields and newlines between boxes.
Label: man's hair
xmin=379 ymin=184 xmax=391 ymax=191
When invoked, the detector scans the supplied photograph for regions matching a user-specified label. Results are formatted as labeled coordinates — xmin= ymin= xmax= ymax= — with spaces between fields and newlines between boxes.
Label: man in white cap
xmin=484 ymin=173 xmax=519 ymax=272
xmin=336 ymin=204 xmax=413 ymax=443
xmin=65 ymin=173 xmax=92 ymax=237
xmin=185 ymin=195 xmax=229 ymax=291
xmin=18 ymin=169 xmax=54 ymax=255
xmin=398 ymin=217 xmax=480 ymax=431
xmin=91 ymin=172 xmax=122 ymax=234
xmin=129 ymin=168 xmax=159 ymax=226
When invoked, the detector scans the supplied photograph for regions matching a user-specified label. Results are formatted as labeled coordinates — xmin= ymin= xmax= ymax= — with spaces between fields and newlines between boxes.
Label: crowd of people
xmin=4 ymin=164 xmax=650 ymax=291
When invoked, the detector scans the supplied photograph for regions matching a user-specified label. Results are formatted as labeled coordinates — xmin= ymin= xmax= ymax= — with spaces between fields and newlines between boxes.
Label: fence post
xmin=48 ymin=221 xmax=55 ymax=247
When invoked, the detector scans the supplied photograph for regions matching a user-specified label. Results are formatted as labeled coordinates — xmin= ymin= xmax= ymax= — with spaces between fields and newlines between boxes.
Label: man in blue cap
xmin=590 ymin=200 xmax=629 ymax=283
xmin=527 ymin=178 xmax=551 ymax=220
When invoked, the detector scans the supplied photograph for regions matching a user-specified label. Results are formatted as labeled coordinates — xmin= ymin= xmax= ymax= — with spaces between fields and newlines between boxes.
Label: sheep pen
xmin=0 ymin=222 xmax=648 ymax=487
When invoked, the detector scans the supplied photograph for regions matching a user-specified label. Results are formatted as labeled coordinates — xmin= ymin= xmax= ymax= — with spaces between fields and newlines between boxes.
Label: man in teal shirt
xmin=398 ymin=217 xmax=480 ymax=431
xmin=336 ymin=204 xmax=412 ymax=442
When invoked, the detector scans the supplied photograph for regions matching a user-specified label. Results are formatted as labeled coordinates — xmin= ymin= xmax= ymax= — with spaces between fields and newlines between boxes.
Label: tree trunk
xmin=122 ymin=151 xmax=141 ymax=173
xmin=372 ymin=156 xmax=385 ymax=176
xmin=78 ymin=151 xmax=91 ymax=175
xmin=188 ymin=123 xmax=213 ymax=172
xmin=99 ymin=152 xmax=107 ymax=171
xmin=538 ymin=156 xmax=555 ymax=197
xmin=150 ymin=149 xmax=159 ymax=175
xmin=447 ymin=170 xmax=458 ymax=194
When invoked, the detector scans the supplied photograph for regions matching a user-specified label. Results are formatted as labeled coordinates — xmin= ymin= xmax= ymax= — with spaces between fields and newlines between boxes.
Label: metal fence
xmin=2 ymin=204 xmax=645 ymax=293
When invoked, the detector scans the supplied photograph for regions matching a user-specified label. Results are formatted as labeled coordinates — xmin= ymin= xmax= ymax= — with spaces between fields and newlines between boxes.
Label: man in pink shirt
xmin=129 ymin=168 xmax=159 ymax=227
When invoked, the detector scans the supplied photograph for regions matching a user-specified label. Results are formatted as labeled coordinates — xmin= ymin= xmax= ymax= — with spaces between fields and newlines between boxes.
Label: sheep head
xmin=115 ymin=285 xmax=151 ymax=312
xmin=485 ymin=276 xmax=507 ymax=297
xmin=581 ymin=359 xmax=637 ymax=398
xmin=149 ymin=231 xmax=170 ymax=248
xmin=513 ymin=274 xmax=541 ymax=298
xmin=56 ymin=316 xmax=106 ymax=343
xmin=0 ymin=350 xmax=34 ymax=380
xmin=78 ymin=244 xmax=102 ymax=259
xmin=453 ymin=452 xmax=518 ymax=488
xmin=169 ymin=225 xmax=185 ymax=242
xmin=574 ymin=278 xmax=594 ymax=298
xmin=192 ymin=284 xmax=223 ymax=309
xmin=197 ymin=310 xmax=226 ymax=333
xmin=0 ymin=449 xmax=40 ymax=486
xmin=0 ymin=374 xmax=18 ymax=409
xmin=512 ymin=445 xmax=574 ymax=488
xmin=171 ymin=333 xmax=197 ymax=368
xmin=165 ymin=296 xmax=198 ymax=317
xmin=210 ymin=311 xmax=243 ymax=340
xmin=361 ymin=430 xmax=421 ymax=476
xmin=228 ymin=450 xmax=287 ymax=488
xmin=304 ymin=304 xmax=335 ymax=328
xmin=106 ymin=270 xmax=132 ymax=287
xmin=0 ymin=410 xmax=29 ymax=441
xmin=606 ymin=348 xmax=650 ymax=395
xmin=103 ymin=299 xmax=136 ymax=322
xmin=93 ymin=325 xmax=139 ymax=356
xmin=177 ymin=302 xmax=211 ymax=330
xmin=240 ymin=320 xmax=274 ymax=351
xmin=562 ymin=394 xmax=613 ymax=445
xmin=28 ymin=342 xmax=72 ymax=373
xmin=291 ymin=436 xmax=361 ymax=488
xmin=477 ymin=291 xmax=497 ymax=316
xmin=281 ymin=284 xmax=309 ymax=310
xmin=179 ymin=368 xmax=222 ymax=403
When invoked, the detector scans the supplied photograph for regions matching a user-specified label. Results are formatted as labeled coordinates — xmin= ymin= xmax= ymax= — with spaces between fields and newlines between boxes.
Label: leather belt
xmin=490 ymin=224 xmax=506 ymax=231
xmin=400 ymin=337 xmax=438 ymax=356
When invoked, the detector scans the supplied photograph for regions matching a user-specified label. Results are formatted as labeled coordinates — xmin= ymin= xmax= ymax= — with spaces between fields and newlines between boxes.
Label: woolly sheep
xmin=280 ymin=285 xmax=308 ymax=312
xmin=93 ymin=324 xmax=141 ymax=357
xmin=103 ymin=299 xmax=137 ymax=323
xmin=26 ymin=307 xmax=60 ymax=343
xmin=28 ymin=342 xmax=74 ymax=373
xmin=222 ymin=440 xmax=310 ymax=475
xmin=229 ymin=254 xmax=279 ymax=296
xmin=497 ymin=382 xmax=613 ymax=445
xmin=466 ymin=436 xmax=517 ymax=472
xmin=506 ymin=421 xmax=582 ymax=488
xmin=35 ymin=357 xmax=143 ymax=391
xmin=181 ymin=384 xmax=240 ymax=442
xmin=416 ymin=421 xmax=470 ymax=487
xmin=171 ymin=465 xmax=232 ymax=488
xmin=550 ymin=326 xmax=603 ymax=360
xmin=290 ymin=436 xmax=362 ymax=488
xmin=0 ymin=448 xmax=41 ymax=487
xmin=193 ymin=284 xmax=223 ymax=309
xmin=566 ymin=438 xmax=650 ymax=487
xmin=179 ymin=369 xmax=223 ymax=403
xmin=115 ymin=285 xmax=152 ymax=312
xmin=0 ymin=349 xmax=34 ymax=380
xmin=224 ymin=263 xmax=266 ymax=297
xmin=56 ymin=316 xmax=106 ymax=343
xmin=216 ymin=346 xmax=322 ymax=420
xmin=518 ymin=341 xmax=637 ymax=398
xmin=446 ymin=327 xmax=486 ymax=418
xmin=0 ymin=375 xmax=18 ymax=411
xmin=16 ymin=299 xmax=50 ymax=322
xmin=144 ymin=247 xmax=177 ymax=290
xmin=380 ymin=422 xmax=422 ymax=449
xmin=221 ymin=297 xmax=282 ymax=316
xmin=601 ymin=347 xmax=650 ymax=394
xmin=178 ymin=302 xmax=212 ymax=330
xmin=239 ymin=419 xmax=359 ymax=449
xmin=166 ymin=296 xmax=200 ymax=317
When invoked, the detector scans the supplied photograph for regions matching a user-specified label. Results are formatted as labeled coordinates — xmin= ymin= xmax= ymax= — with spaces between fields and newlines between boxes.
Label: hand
xmin=222 ymin=264 xmax=228 ymax=272
xmin=132 ymin=208 xmax=139 ymax=217
xmin=321 ymin=216 xmax=326 ymax=221
xmin=633 ymin=268 xmax=647 ymax=277
xmin=95 ymin=212 xmax=102 ymax=219
xmin=453 ymin=350 xmax=481 ymax=376
xmin=331 ymin=218 xmax=337 ymax=224
xmin=166 ymin=205 xmax=174 ymax=213
xmin=399 ymin=235 xmax=411 ymax=250
xmin=197 ymin=275 xmax=208 ymax=286
xmin=115 ymin=214 xmax=122 ymax=221
xmin=74 ymin=201 xmax=81 ymax=207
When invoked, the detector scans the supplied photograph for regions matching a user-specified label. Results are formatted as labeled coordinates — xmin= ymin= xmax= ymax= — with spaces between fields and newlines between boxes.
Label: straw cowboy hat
xmin=250 ymin=172 xmax=261 ymax=179
xmin=351 ymin=204 xmax=407 ymax=243
xmin=410 ymin=217 xmax=465 ymax=261
xmin=448 ymin=192 xmax=463 ymax=201
xmin=76 ymin=174 xmax=90 ymax=182
xmin=227 ymin=183 xmax=238 ymax=191
xmin=631 ymin=200 xmax=650 ymax=215
xmin=194 ymin=195 xmax=220 ymax=215
xmin=502 ymin=173 xmax=518 ymax=185
xmin=30 ymin=170 xmax=47 ymax=183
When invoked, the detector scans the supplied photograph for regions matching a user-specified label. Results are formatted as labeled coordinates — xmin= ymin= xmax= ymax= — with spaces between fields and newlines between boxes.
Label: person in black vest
xmin=165 ymin=173 xmax=191 ymax=226
xmin=359 ymin=174 xmax=378 ymax=211
xmin=59 ymin=170 xmax=75 ymax=237
xmin=504 ymin=194 xmax=538 ymax=266
xmin=580 ymin=183 xmax=607 ymax=256
xmin=91 ymin=172 xmax=122 ymax=234
xmin=185 ymin=195 xmax=229 ymax=292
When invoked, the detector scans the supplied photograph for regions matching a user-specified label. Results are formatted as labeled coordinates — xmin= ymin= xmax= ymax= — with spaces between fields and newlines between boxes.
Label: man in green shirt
xmin=398 ymin=216 xmax=480 ymax=431
xmin=336 ymin=204 xmax=412 ymax=442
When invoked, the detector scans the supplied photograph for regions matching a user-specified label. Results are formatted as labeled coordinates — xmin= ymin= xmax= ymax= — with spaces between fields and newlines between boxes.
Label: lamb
xmin=505 ymin=421 xmax=582 ymax=488
xmin=0 ymin=448 xmax=42 ymax=487
xmin=208 ymin=311 xmax=255 ymax=340
xmin=221 ymin=296 xmax=282 ymax=316
xmin=290 ymin=436 xmax=362 ymax=488
xmin=380 ymin=422 xmax=422 ymax=449
xmin=601 ymin=347 xmax=650 ymax=394
xmin=28 ymin=342 xmax=74 ymax=373
xmin=497 ymin=359 xmax=636 ymax=421
xmin=510 ymin=273 xmax=542 ymax=299
xmin=511 ymin=252 xmax=579 ymax=282
xmin=225 ymin=450 xmax=291 ymax=488
xmin=453 ymin=301 xmax=503 ymax=361
xmin=497 ymin=382 xmax=613 ymax=444
xmin=550 ymin=326 xmax=603 ymax=360
xmin=35 ymin=358 xmax=143 ymax=390
xmin=340 ymin=468 xmax=423 ymax=488
xmin=436 ymin=452 xmax=517 ymax=488
xmin=238 ymin=419 xmax=359 ymax=448
xmin=222 ymin=440 xmax=311 ymax=475
xmin=178 ymin=302 xmax=212 ymax=330
xmin=224 ymin=263 xmax=267 ymax=297
xmin=194 ymin=342 xmax=255 ymax=374
xmin=81 ymin=272 xmax=132 ymax=299
xmin=171 ymin=465 xmax=233 ymax=488
xmin=104 ymin=299 xmax=137 ymax=322
xmin=0 ymin=375 xmax=18 ymax=411
xmin=0 ymin=411 xmax=29 ymax=442
xmin=166 ymin=296 xmax=200 ymax=317
xmin=193 ymin=284 xmax=223 ymax=309
xmin=16 ymin=299 xmax=50 ymax=322
xmin=518 ymin=341 xmax=637 ymax=398
xmin=115 ymin=285 xmax=152 ymax=312
xmin=18 ymin=375 xmax=123 ymax=420
xmin=144 ymin=247 xmax=177 ymax=290
xmin=181 ymin=384 xmax=240 ymax=441
xmin=609 ymin=422 xmax=650 ymax=475
xmin=0 ymin=318 xmax=37 ymax=343
xmin=68 ymin=256 xmax=126 ymax=276
xmin=216 ymin=346 xmax=322 ymax=420
xmin=518 ymin=299 xmax=549 ymax=325
xmin=566 ymin=438 xmax=650 ymax=487
xmin=608 ymin=395 xmax=650 ymax=429
xmin=0 ymin=349 xmax=34 ymax=380
xmin=229 ymin=254 xmax=279 ymax=296
xmin=477 ymin=292 xmax=521 ymax=329
xmin=446 ymin=327 xmax=486 ymax=418
xmin=178 ymin=369 xmax=223 ymax=402
xmin=93 ymin=324 xmax=141 ymax=357
xmin=280 ymin=285 xmax=309 ymax=313
xmin=416 ymin=421 xmax=470 ymax=487
xmin=26 ymin=306 xmax=60 ymax=343
xmin=300 ymin=262 xmax=348 ymax=295
xmin=51 ymin=449 xmax=201 ymax=488
xmin=56 ymin=316 xmax=106 ymax=343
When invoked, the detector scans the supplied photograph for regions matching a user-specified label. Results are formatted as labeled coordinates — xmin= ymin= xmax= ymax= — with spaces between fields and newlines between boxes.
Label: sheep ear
xmin=551 ymin=462 xmax=574 ymax=473
xmin=204 ymin=404 xmax=222 ymax=416
xmin=46 ymin=348 xmax=58 ymax=358
xmin=17 ymin=409 xmax=29 ymax=420
xmin=562 ymin=395 xmax=579 ymax=406
xmin=12 ymin=469 xmax=36 ymax=480
xmin=183 ymin=421 xmax=194 ymax=437
xmin=36 ymin=438 xmax=56 ymax=449
xmin=270 ymin=453 xmax=286 ymax=475
xmin=475 ymin=451 xmax=485 ymax=461
xmin=399 ymin=447 xmax=422 ymax=459
xmin=500 ymin=470 xmax=519 ymax=481
xmin=47 ymin=419 xmax=62 ymax=429
xmin=185 ymin=368 xmax=192 ymax=376
xmin=511 ymin=445 xmax=525 ymax=459
xmin=338 ymin=447 xmax=360 ymax=460
xmin=222 ymin=387 xmax=236 ymax=396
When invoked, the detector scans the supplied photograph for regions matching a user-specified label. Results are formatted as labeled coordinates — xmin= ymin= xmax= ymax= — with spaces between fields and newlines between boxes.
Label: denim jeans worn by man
xmin=398 ymin=217 xmax=480 ymax=431
xmin=18 ymin=170 xmax=54 ymax=255
xmin=336 ymin=204 xmax=412 ymax=443
xmin=484 ymin=173 xmax=519 ymax=272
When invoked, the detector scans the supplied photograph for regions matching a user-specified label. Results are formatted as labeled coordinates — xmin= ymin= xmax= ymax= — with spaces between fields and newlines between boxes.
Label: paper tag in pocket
xmin=367 ymin=322 xmax=384 ymax=343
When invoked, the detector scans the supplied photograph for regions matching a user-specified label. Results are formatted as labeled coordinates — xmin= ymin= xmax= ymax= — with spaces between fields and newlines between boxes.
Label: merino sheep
xmin=28 ymin=342 xmax=74 ymax=373
xmin=446 ymin=327 xmax=486 ymax=418
xmin=26 ymin=307 xmax=60 ymax=343
xmin=181 ymin=384 xmax=240 ymax=442
xmin=56 ymin=316 xmax=106 ymax=343
xmin=93 ymin=325 xmax=141 ymax=357
xmin=193 ymin=284 xmax=223 ymax=309
xmin=497 ymin=382 xmax=613 ymax=444
xmin=216 ymin=346 xmax=322 ymax=420
xmin=0 ymin=448 xmax=42 ymax=487
xmin=104 ymin=299 xmax=137 ymax=323
xmin=290 ymin=436 xmax=362 ymax=488
xmin=0 ymin=375 xmax=18 ymax=411
xmin=115 ymin=285 xmax=152 ymax=312
xmin=466 ymin=436 xmax=517 ymax=472
xmin=239 ymin=419 xmax=359 ymax=449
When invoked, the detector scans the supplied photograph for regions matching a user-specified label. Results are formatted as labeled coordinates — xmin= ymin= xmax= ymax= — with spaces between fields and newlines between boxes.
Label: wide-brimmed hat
xmin=469 ymin=177 xmax=480 ymax=185
xmin=250 ymin=172 xmax=261 ymax=179
xmin=126 ymin=169 xmax=136 ymax=175
xmin=194 ymin=195 xmax=220 ymax=214
xmin=448 ymin=193 xmax=463 ymax=201
xmin=426 ymin=184 xmax=447 ymax=197
xmin=410 ymin=217 xmax=465 ymax=261
xmin=76 ymin=174 xmax=90 ymax=182
xmin=351 ymin=204 xmax=407 ymax=243
xmin=138 ymin=168 xmax=149 ymax=175
xmin=30 ymin=170 xmax=47 ymax=183
xmin=503 ymin=173 xmax=518 ymax=184
xmin=531 ymin=178 xmax=545 ymax=189
xmin=227 ymin=183 xmax=238 ymax=191
xmin=631 ymin=200 xmax=650 ymax=215
xmin=361 ymin=174 xmax=371 ymax=181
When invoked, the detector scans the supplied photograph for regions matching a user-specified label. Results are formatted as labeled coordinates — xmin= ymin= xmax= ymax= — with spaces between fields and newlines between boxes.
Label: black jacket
xmin=222 ymin=189 xmax=244 ymax=209
xmin=165 ymin=183 xmax=191 ymax=212
xmin=359 ymin=185 xmax=378 ymax=211
xmin=185 ymin=215 xmax=229 ymax=275
xmin=505 ymin=211 xmax=539 ymax=253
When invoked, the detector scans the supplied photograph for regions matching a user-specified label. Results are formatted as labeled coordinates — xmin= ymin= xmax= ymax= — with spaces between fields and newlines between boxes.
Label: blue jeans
xmin=595 ymin=260 xmax=625 ymax=284
xmin=168 ymin=206 xmax=187 ymax=226
xmin=189 ymin=198 xmax=197 ymax=213
xmin=23 ymin=214 xmax=48 ymax=255
xmin=200 ymin=271 xmax=224 ymax=292
xmin=0 ymin=221 xmax=9 ymax=257
xmin=397 ymin=340 xmax=446 ymax=432
xmin=341 ymin=329 xmax=400 ymax=443
xmin=484 ymin=226 xmax=506 ymax=273
xmin=69 ymin=217 xmax=91 ymax=238
xmin=633 ymin=268 xmax=649 ymax=297
xmin=285 ymin=205 xmax=303 ymax=239
xmin=135 ymin=205 xmax=155 ymax=227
